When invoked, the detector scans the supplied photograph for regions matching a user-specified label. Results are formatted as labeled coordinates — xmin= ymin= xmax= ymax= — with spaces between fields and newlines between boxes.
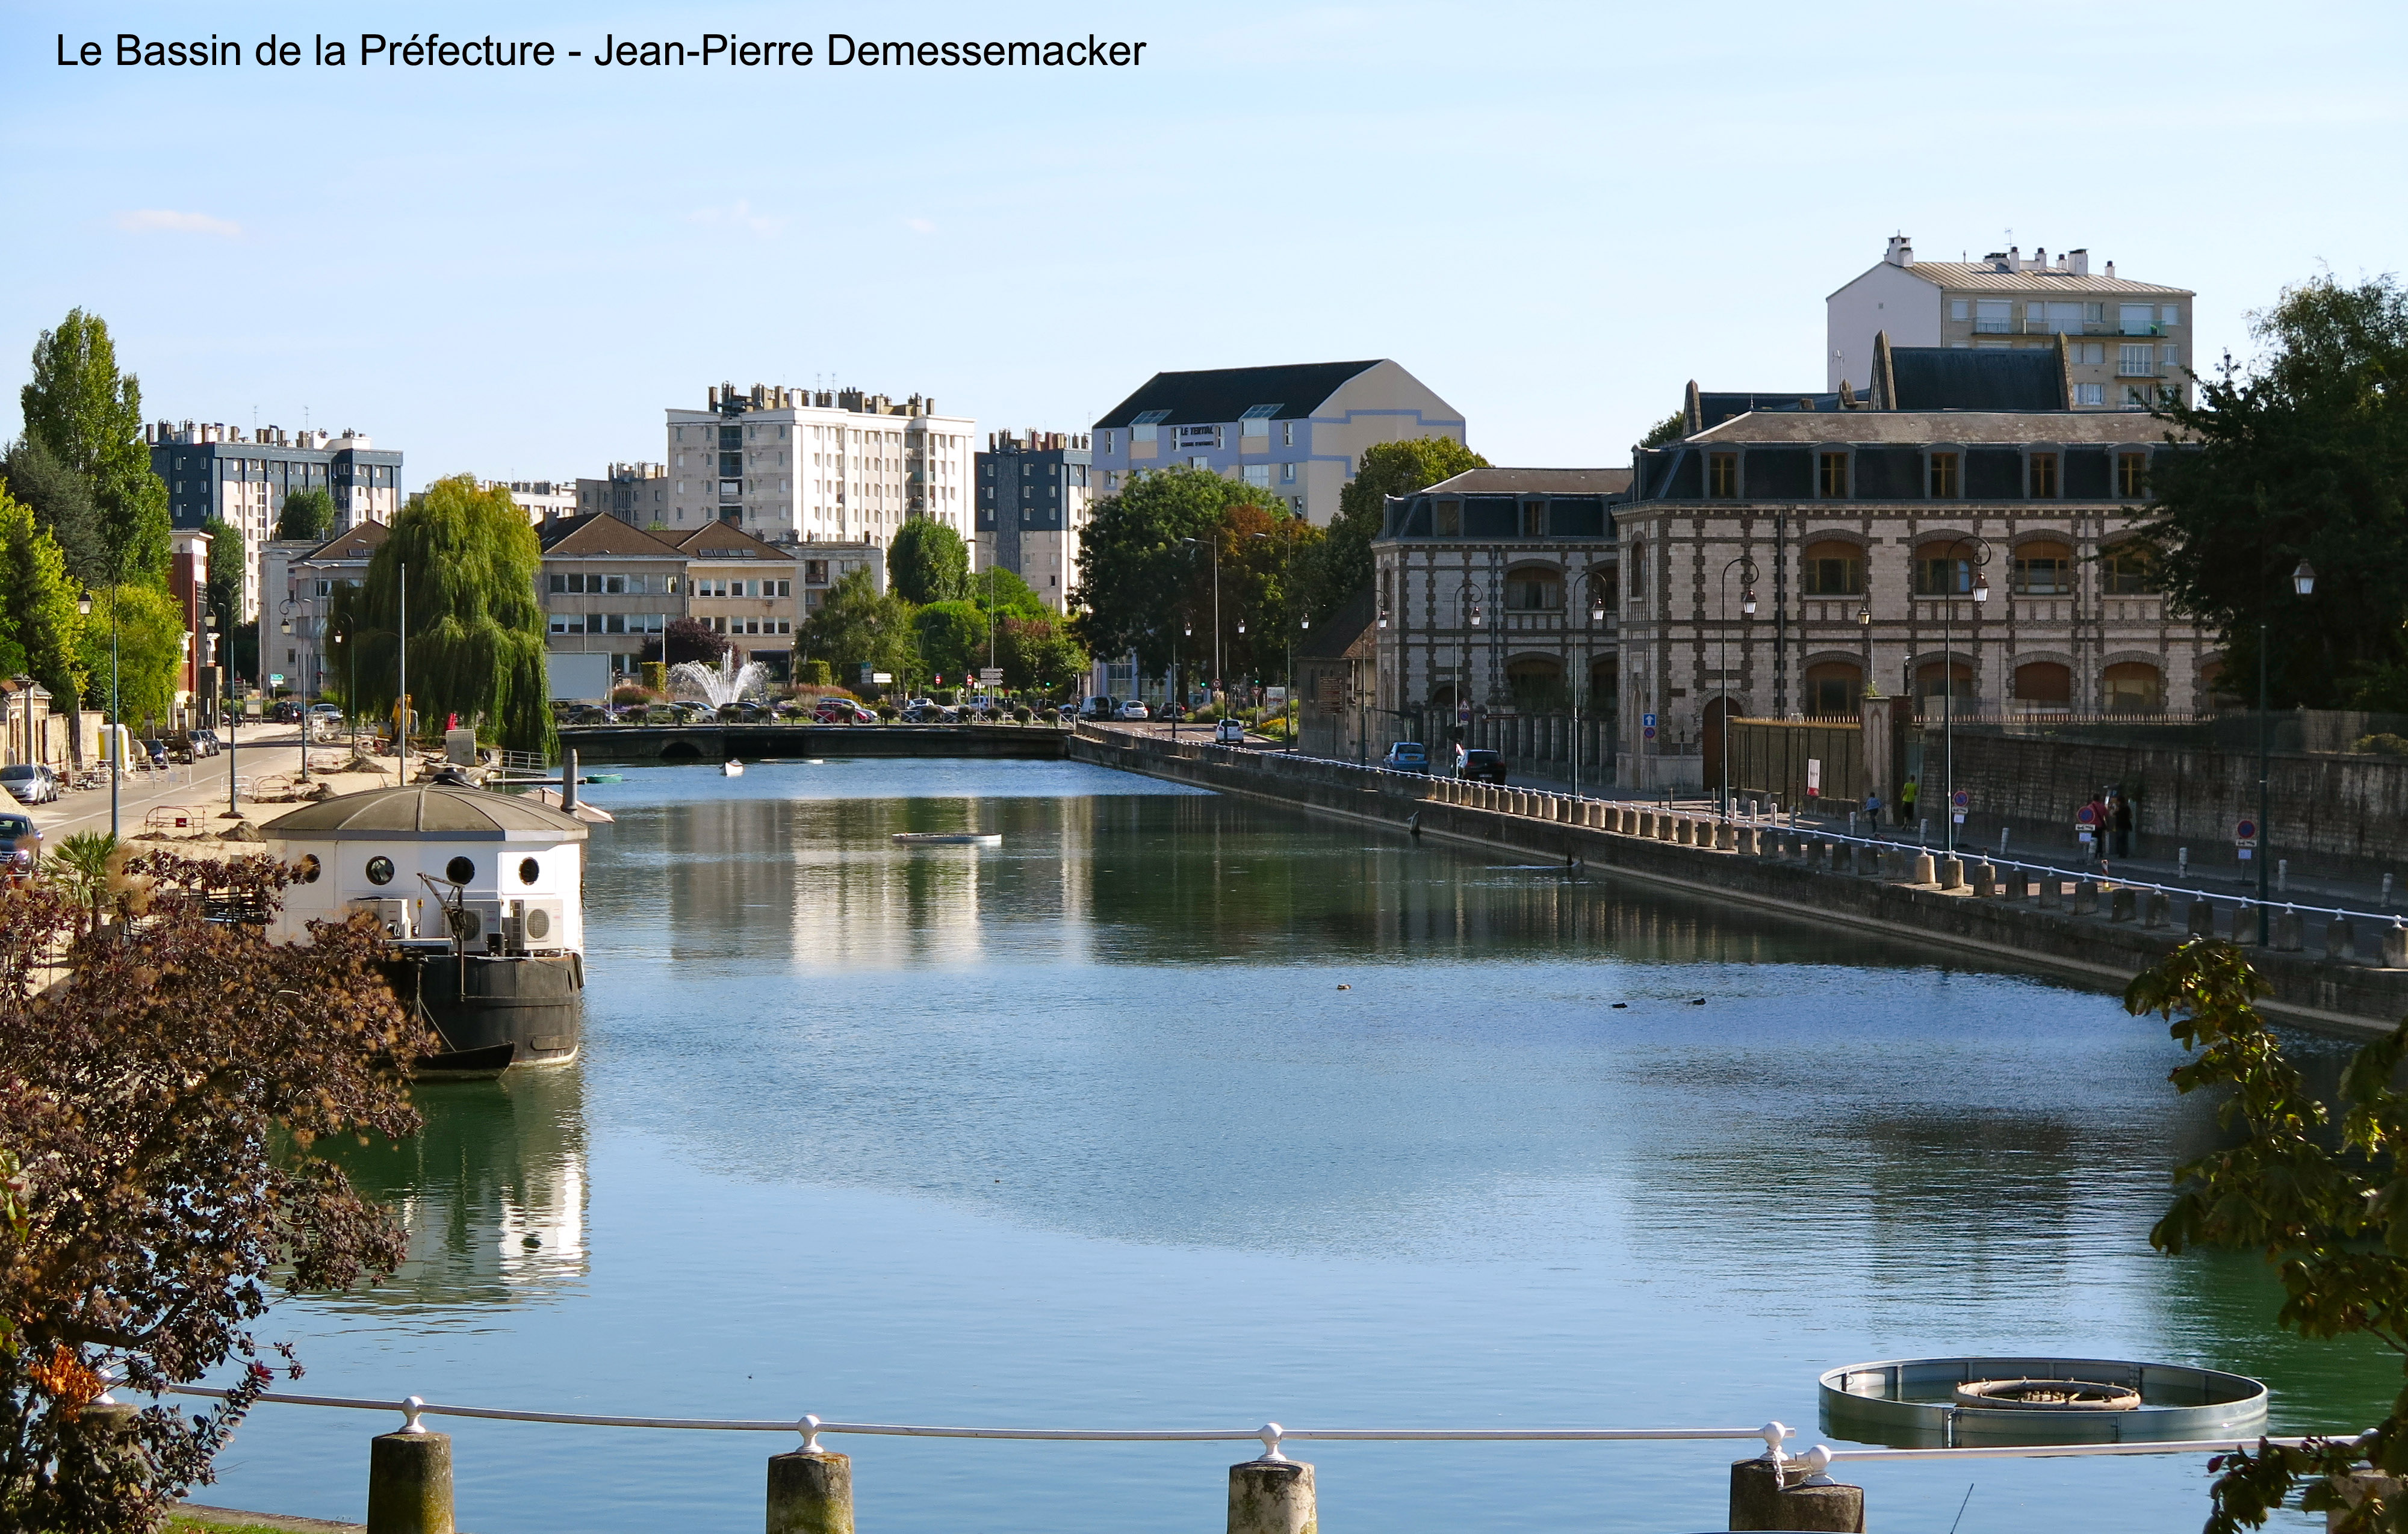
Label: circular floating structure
xmin=1820 ymin=1356 xmax=2267 ymax=1446
xmin=891 ymin=832 xmax=1002 ymax=847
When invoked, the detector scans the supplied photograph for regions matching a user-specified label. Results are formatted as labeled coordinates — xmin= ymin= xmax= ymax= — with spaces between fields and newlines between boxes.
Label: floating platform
xmin=891 ymin=832 xmax=1002 ymax=846
xmin=1819 ymin=1355 xmax=2268 ymax=1446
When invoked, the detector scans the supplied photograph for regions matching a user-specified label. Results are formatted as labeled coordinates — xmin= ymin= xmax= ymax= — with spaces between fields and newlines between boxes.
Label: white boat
xmin=891 ymin=832 xmax=1001 ymax=846
xmin=722 ymin=759 xmax=745 ymax=777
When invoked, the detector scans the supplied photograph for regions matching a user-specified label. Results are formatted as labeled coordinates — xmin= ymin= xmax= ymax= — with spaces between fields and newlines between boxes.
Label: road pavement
xmin=17 ymin=726 xmax=382 ymax=841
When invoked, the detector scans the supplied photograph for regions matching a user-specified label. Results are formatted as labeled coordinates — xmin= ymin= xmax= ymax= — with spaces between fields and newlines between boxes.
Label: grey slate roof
xmin=1418 ymin=468 xmax=1634 ymax=495
xmin=1864 ymin=261 xmax=2191 ymax=297
xmin=1888 ymin=347 xmax=2064 ymax=411
xmin=270 ymin=784 xmax=590 ymax=842
xmin=1688 ymin=411 xmax=2186 ymax=445
xmin=1091 ymin=361 xmax=1383 ymax=429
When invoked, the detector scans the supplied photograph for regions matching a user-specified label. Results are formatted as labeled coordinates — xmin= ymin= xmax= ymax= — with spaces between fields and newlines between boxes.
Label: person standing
xmin=2112 ymin=791 xmax=2135 ymax=859
xmin=1900 ymin=774 xmax=1919 ymax=829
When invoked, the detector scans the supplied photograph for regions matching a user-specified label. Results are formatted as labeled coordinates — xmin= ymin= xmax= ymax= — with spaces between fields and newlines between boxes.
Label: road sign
xmin=1952 ymin=790 xmax=1970 ymax=809
xmin=268 ymin=673 xmax=285 ymax=685
xmin=978 ymin=667 xmax=1004 ymax=685
xmin=2076 ymin=804 xmax=2097 ymax=825
xmin=1642 ymin=710 xmax=1657 ymax=741
xmin=2236 ymin=817 xmax=2259 ymax=849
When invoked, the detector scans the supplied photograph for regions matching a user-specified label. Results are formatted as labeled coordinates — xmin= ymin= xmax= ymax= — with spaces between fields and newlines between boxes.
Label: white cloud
xmin=687 ymin=200 xmax=782 ymax=235
xmin=904 ymin=217 xmax=936 ymax=235
xmin=113 ymin=209 xmax=242 ymax=238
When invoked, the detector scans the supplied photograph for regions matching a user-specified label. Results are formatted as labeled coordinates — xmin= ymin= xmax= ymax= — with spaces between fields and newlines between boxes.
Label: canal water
xmin=202 ymin=758 xmax=2391 ymax=1532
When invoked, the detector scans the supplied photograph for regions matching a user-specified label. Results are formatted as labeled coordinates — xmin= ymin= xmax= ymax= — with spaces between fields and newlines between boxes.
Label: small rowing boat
xmin=722 ymin=759 xmax=745 ymax=777
xmin=891 ymin=832 xmax=1001 ymax=846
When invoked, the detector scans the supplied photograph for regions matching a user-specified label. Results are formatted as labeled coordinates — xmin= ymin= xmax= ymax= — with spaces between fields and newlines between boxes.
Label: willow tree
xmin=352 ymin=476 xmax=554 ymax=756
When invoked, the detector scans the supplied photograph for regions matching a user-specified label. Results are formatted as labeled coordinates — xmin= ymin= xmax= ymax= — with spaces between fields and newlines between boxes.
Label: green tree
xmin=0 ymin=484 xmax=88 ymax=705
xmin=1640 ymin=410 xmax=1687 ymax=448
xmin=0 ymin=436 xmax=110 ymax=586
xmin=75 ymin=583 xmax=182 ymax=726
xmin=889 ymin=517 xmax=970 ymax=604
xmin=19 ymin=310 xmax=170 ymax=586
xmin=914 ymin=599 xmax=987 ymax=683
xmin=1071 ymin=466 xmax=1295 ymax=682
xmin=1300 ymin=437 xmax=1487 ymax=625
xmin=350 ymin=475 xmax=554 ymax=755
xmin=276 ymin=486 xmax=337 ymax=543
xmin=796 ymin=568 xmax=917 ymax=686
xmin=197 ymin=518 xmax=254 ymax=688
xmin=996 ymin=614 xmax=1086 ymax=692
xmin=2126 ymin=938 xmax=2408 ymax=1532
xmin=968 ymin=563 xmax=1049 ymax=622
xmin=2143 ymin=274 xmax=2408 ymax=709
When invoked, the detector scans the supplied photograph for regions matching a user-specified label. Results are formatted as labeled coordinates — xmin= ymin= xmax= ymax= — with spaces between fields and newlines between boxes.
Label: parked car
xmin=1117 ymin=700 xmax=1150 ymax=721
xmin=1078 ymin=696 xmax=1118 ymax=722
xmin=0 ymin=811 xmax=42 ymax=880
xmin=190 ymin=728 xmax=223 ymax=757
xmin=1213 ymin=719 xmax=1246 ymax=745
xmin=1457 ymin=748 xmax=1508 ymax=784
xmin=138 ymin=738 xmax=169 ymax=770
xmin=1382 ymin=741 xmax=1430 ymax=773
xmin=0 ymin=764 xmax=61 ymax=804
xmin=815 ymin=699 xmax=877 ymax=723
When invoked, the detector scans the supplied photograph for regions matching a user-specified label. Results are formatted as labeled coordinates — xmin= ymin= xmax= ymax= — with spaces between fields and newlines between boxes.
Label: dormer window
xmin=1240 ymin=404 xmax=1281 ymax=439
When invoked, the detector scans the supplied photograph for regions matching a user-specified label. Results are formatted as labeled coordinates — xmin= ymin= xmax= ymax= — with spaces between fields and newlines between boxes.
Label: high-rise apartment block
xmin=1088 ymin=360 xmax=1465 ymax=527
xmin=575 ymin=463 xmax=669 ymax=527
xmin=661 ymin=382 xmax=975 ymax=548
xmin=1828 ymin=236 xmax=2194 ymax=410
xmin=148 ymin=419 xmax=402 ymax=625
xmin=975 ymin=431 xmax=1091 ymax=612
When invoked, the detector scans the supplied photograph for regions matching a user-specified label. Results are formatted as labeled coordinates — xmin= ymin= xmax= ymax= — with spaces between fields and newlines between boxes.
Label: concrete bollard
xmin=1634 ymin=809 xmax=1652 ymax=839
xmin=2387 ymin=924 xmax=2408 ymax=968
xmin=767 ymin=1444 xmax=855 ymax=1534
xmin=1729 ymin=1456 xmax=1864 ymax=1533
xmin=2328 ymin=916 xmax=2354 ymax=960
xmin=2074 ymin=879 xmax=2099 ymax=915
xmin=1741 ymin=827 xmax=1764 ymax=857
xmin=2187 ymin=898 xmax=2217 ymax=937
xmin=1971 ymin=862 xmax=1996 ymax=898
xmin=2276 ymin=908 xmax=2304 ymax=952
xmin=2108 ymin=886 xmax=2136 ymax=922
xmin=1855 ymin=844 xmax=1878 ymax=877
xmin=2041 ymin=877 xmax=2064 ymax=909
xmin=1936 ymin=856 xmax=1964 ymax=890
xmin=1910 ymin=853 xmax=1936 ymax=885
xmin=1716 ymin=821 xmax=1736 ymax=851
xmin=1656 ymin=814 xmax=1676 ymax=843
xmin=367 ymin=1427 xmax=454 ymax=1534
xmin=2144 ymin=890 xmax=2170 ymax=928
xmin=1229 ymin=1456 xmax=1316 ymax=1534
xmin=2233 ymin=905 xmax=2260 ymax=945
xmin=1677 ymin=817 xmax=1696 ymax=846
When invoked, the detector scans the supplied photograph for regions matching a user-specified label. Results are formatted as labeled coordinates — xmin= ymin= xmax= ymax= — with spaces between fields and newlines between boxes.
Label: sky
xmin=4 ymin=1 xmax=2405 ymax=486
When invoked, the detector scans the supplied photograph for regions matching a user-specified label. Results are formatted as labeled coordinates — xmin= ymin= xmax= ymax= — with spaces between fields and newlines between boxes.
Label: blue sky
xmin=4 ymin=1 xmax=2403 ymax=484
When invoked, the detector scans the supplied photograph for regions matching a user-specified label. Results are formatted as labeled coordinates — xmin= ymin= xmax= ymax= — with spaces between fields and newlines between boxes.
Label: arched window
xmin=2014 ymin=661 xmax=2072 ymax=710
xmin=1802 ymin=541 xmax=1863 ymax=596
xmin=1804 ymin=661 xmax=1863 ymax=717
xmin=2103 ymin=542 xmax=2159 ymax=594
xmin=1506 ymin=657 xmax=1567 ymax=712
xmin=2103 ymin=661 xmax=2163 ymax=713
xmin=2012 ymin=540 xmax=2073 ymax=595
xmin=1916 ymin=659 xmax=1973 ymax=702
xmin=1504 ymin=564 xmax=1563 ymax=611
xmin=1914 ymin=544 xmax=1975 ymax=596
xmin=1588 ymin=655 xmax=1618 ymax=712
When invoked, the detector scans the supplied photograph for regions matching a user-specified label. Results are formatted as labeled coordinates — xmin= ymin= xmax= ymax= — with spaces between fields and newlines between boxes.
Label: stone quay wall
xmin=1067 ymin=726 xmax=2408 ymax=1040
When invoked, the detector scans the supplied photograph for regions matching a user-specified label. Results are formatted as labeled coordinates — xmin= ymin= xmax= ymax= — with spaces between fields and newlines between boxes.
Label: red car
xmin=814 ymin=699 xmax=877 ymax=723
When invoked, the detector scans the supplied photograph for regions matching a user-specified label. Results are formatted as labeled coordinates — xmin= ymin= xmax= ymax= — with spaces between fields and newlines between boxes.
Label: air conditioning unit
xmin=348 ymin=897 xmax=414 ymax=939
xmin=445 ymin=900 xmax=507 ymax=947
xmin=506 ymin=898 xmax=570 ymax=953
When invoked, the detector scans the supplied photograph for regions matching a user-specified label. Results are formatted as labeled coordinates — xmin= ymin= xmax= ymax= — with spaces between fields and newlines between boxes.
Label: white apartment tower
xmin=1828 ymin=237 xmax=2195 ymax=410
xmin=662 ymin=382 xmax=975 ymax=547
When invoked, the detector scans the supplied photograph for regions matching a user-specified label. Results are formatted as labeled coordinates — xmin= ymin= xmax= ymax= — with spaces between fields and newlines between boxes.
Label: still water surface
xmin=203 ymin=759 xmax=2394 ymax=1532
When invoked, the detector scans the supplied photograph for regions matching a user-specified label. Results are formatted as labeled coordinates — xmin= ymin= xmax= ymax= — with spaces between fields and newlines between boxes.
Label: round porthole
xmin=445 ymin=855 xmax=476 ymax=885
xmin=365 ymin=855 xmax=395 ymax=886
xmin=518 ymin=856 xmax=541 ymax=885
xmin=296 ymin=853 xmax=321 ymax=883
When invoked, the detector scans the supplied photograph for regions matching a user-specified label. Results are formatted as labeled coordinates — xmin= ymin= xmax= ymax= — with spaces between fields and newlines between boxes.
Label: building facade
xmin=1088 ymin=359 xmax=1466 ymax=527
xmin=537 ymin=516 xmax=687 ymax=678
xmin=1828 ymin=235 xmax=2194 ymax=410
xmin=668 ymin=522 xmax=796 ymax=675
xmin=661 ymin=382 xmax=975 ymax=547
xmin=573 ymin=465 xmax=668 ymax=527
xmin=974 ymin=430 xmax=1091 ymax=611
xmin=262 ymin=521 xmax=386 ymax=701
xmin=795 ymin=542 xmax=887 ymax=616
xmin=482 ymin=478 xmax=578 ymax=523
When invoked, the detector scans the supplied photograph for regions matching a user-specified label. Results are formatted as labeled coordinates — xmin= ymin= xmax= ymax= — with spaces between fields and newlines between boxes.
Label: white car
xmin=1117 ymin=700 xmax=1150 ymax=721
xmin=1078 ymin=696 xmax=1117 ymax=722
xmin=1214 ymin=719 xmax=1246 ymax=744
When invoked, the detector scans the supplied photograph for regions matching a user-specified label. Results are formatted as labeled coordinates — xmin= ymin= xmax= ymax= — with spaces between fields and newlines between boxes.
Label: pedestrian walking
xmin=2082 ymin=791 xmax=2109 ymax=865
xmin=1864 ymin=787 xmax=1883 ymax=825
xmin=1900 ymin=775 xmax=1919 ymax=825
xmin=2112 ymin=792 xmax=2135 ymax=858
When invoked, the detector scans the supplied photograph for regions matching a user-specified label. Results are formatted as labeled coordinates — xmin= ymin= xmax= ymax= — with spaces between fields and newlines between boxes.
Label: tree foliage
xmin=796 ymin=568 xmax=917 ymax=685
xmin=1639 ymin=410 xmax=1687 ymax=448
xmin=351 ymin=475 xmax=554 ymax=755
xmin=968 ymin=564 xmax=1048 ymax=622
xmin=75 ymin=583 xmax=183 ymax=725
xmin=0 ymin=851 xmax=428 ymax=1534
xmin=0 ymin=485 xmax=87 ymax=707
xmin=2143 ymin=274 xmax=2408 ymax=708
xmin=913 ymin=599 xmax=988 ymax=683
xmin=889 ymin=518 xmax=970 ymax=605
xmin=18 ymin=311 xmax=170 ymax=586
xmin=1300 ymin=438 xmax=1484 ymax=626
xmin=996 ymin=615 xmax=1085 ymax=691
xmin=275 ymin=487 xmax=335 ymax=544
xmin=0 ymin=438 xmax=109 ymax=587
xmin=642 ymin=616 xmax=730 ymax=668
xmin=2126 ymin=938 xmax=2408 ymax=1532
xmin=1071 ymin=466 xmax=1304 ymax=681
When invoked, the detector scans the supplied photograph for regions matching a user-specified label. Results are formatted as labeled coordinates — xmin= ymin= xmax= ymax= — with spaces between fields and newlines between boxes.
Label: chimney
xmin=2105 ymin=260 xmax=2115 ymax=279
xmin=1885 ymin=234 xmax=1914 ymax=267
xmin=709 ymin=385 xmax=719 ymax=407
xmin=2008 ymin=244 xmax=2022 ymax=271
xmin=2034 ymin=247 xmax=2046 ymax=270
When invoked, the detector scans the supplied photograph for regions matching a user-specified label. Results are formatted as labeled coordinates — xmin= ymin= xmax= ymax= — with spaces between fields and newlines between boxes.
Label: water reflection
xmin=324 ymin=1066 xmax=589 ymax=1311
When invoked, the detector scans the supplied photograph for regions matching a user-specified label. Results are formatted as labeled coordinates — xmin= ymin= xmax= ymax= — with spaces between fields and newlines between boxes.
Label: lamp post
xmin=1370 ymin=589 xmax=1388 ymax=766
xmin=1574 ymin=568 xmax=1611 ymax=800
xmin=279 ymin=596 xmax=311 ymax=782
xmin=1454 ymin=577 xmax=1483 ymax=775
xmin=1935 ymin=536 xmax=1993 ymax=855
xmin=76 ymin=589 xmax=119 ymax=837
xmin=1718 ymin=556 xmax=1759 ymax=819
xmin=1251 ymin=524 xmax=1302 ymax=745
xmin=2259 ymin=559 xmax=2317 ymax=942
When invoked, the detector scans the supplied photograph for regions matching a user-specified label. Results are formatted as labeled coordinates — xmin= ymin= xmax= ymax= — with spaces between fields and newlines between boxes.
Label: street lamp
xmin=1935 ymin=536 xmax=1993 ymax=854
xmin=2257 ymin=558 xmax=2317 ymax=942
xmin=280 ymin=598 xmax=312 ymax=782
xmin=1718 ymin=555 xmax=1759 ymax=819
xmin=77 ymin=583 xmax=121 ymax=838
xmin=1454 ymin=578 xmax=1483 ymax=775
xmin=1573 ymin=568 xmax=1611 ymax=800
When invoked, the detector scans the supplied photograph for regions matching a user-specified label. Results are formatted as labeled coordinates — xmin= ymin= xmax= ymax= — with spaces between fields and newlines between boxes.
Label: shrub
xmin=877 ymin=704 xmax=898 ymax=721
xmin=1013 ymin=707 xmax=1031 ymax=723
xmin=2354 ymin=732 xmax=2408 ymax=756
xmin=934 ymin=688 xmax=958 ymax=707
xmin=798 ymin=658 xmax=833 ymax=687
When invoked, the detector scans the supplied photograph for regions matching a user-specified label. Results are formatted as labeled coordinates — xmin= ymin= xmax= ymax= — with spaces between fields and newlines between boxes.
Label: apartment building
xmin=261 ymin=520 xmax=386 ymax=699
xmin=480 ymin=478 xmax=578 ymax=523
xmin=1088 ymin=360 xmax=1466 ymax=527
xmin=574 ymin=463 xmax=668 ymax=527
xmin=1828 ymin=235 xmax=2194 ymax=409
xmin=668 ymin=521 xmax=797 ymax=675
xmin=661 ymin=382 xmax=976 ymax=547
xmin=149 ymin=419 xmax=403 ymax=622
xmin=974 ymin=430 xmax=1091 ymax=611
xmin=795 ymin=542 xmax=887 ymax=616
xmin=537 ymin=515 xmax=688 ymax=678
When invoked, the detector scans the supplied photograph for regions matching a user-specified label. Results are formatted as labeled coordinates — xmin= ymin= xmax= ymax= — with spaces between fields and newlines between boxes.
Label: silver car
xmin=0 ymin=763 xmax=61 ymax=804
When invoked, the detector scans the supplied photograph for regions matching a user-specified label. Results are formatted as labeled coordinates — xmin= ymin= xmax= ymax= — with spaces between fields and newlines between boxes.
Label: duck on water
xmin=265 ymin=782 xmax=592 ymax=1075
